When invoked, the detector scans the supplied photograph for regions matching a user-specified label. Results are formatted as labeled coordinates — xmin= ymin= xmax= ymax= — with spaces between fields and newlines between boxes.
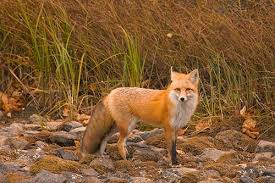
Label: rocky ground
xmin=0 ymin=113 xmax=274 ymax=183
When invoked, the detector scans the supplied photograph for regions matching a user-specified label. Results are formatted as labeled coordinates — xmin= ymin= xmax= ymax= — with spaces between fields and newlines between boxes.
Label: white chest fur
xmin=169 ymin=97 xmax=198 ymax=129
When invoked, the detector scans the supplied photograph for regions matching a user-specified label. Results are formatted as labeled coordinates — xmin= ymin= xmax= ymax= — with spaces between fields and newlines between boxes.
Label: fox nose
xmin=179 ymin=96 xmax=187 ymax=102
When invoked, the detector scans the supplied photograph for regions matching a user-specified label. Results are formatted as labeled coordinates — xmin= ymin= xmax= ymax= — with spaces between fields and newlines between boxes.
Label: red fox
xmin=81 ymin=68 xmax=199 ymax=165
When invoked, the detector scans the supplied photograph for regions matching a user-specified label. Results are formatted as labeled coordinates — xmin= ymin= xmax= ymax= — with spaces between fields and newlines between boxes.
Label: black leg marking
xmin=171 ymin=140 xmax=178 ymax=165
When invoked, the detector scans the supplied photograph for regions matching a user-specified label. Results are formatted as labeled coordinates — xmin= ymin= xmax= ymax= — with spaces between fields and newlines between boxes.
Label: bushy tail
xmin=81 ymin=98 xmax=114 ymax=156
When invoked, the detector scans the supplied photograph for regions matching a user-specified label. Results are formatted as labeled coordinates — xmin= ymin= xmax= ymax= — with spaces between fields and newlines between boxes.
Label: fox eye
xmin=186 ymin=88 xmax=193 ymax=92
xmin=174 ymin=88 xmax=181 ymax=92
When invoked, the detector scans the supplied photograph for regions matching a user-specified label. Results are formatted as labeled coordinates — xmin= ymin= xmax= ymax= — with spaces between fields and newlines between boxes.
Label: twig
xmin=7 ymin=67 xmax=39 ymax=107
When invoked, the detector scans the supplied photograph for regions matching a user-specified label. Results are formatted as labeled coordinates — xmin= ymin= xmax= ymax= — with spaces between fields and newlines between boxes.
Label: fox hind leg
xmin=118 ymin=130 xmax=128 ymax=160
xmin=116 ymin=118 xmax=137 ymax=160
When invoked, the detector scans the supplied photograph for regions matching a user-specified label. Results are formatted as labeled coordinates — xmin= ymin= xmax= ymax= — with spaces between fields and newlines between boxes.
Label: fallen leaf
xmin=240 ymin=106 xmax=260 ymax=139
xmin=62 ymin=106 xmax=70 ymax=117
xmin=166 ymin=33 xmax=173 ymax=38
xmin=1 ymin=92 xmax=10 ymax=112
xmin=240 ymin=106 xmax=246 ymax=117
xmin=76 ymin=113 xmax=90 ymax=125
xmin=195 ymin=120 xmax=211 ymax=133
xmin=89 ymin=83 xmax=97 ymax=92
xmin=178 ymin=127 xmax=188 ymax=136
xmin=0 ymin=91 xmax=24 ymax=114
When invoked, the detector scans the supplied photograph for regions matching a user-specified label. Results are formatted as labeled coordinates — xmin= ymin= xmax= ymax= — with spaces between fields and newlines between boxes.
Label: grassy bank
xmin=0 ymin=0 xmax=274 ymax=121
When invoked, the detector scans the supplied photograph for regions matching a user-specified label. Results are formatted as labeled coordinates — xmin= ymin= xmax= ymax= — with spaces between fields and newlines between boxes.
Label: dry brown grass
xmin=0 ymin=0 xmax=274 ymax=119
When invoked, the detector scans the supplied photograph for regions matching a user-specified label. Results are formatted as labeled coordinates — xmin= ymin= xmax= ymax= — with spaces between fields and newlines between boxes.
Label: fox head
xmin=168 ymin=67 xmax=199 ymax=103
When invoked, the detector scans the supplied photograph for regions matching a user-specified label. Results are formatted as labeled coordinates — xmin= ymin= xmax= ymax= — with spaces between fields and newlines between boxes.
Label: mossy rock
xmin=216 ymin=151 xmax=254 ymax=165
xmin=215 ymin=130 xmax=256 ymax=152
xmin=6 ymin=172 xmax=30 ymax=183
xmin=89 ymin=157 xmax=114 ymax=174
xmin=131 ymin=161 xmax=161 ymax=179
xmin=179 ymin=172 xmax=200 ymax=183
xmin=204 ymin=163 xmax=240 ymax=178
xmin=178 ymin=136 xmax=215 ymax=155
xmin=106 ymin=143 xmax=135 ymax=160
xmin=114 ymin=160 xmax=134 ymax=172
xmin=144 ymin=134 xmax=166 ymax=148
xmin=30 ymin=155 xmax=81 ymax=174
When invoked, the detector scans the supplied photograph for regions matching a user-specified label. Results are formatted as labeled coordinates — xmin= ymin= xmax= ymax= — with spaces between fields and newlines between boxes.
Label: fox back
xmin=105 ymin=68 xmax=199 ymax=129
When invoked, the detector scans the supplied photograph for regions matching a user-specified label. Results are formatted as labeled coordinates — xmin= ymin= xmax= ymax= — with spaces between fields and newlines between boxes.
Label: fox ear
xmin=188 ymin=69 xmax=199 ymax=85
xmin=171 ymin=67 xmax=178 ymax=81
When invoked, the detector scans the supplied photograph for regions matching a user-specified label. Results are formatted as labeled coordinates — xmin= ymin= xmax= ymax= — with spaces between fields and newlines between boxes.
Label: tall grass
xmin=121 ymin=27 xmax=144 ymax=87
xmin=0 ymin=0 xmax=273 ymax=120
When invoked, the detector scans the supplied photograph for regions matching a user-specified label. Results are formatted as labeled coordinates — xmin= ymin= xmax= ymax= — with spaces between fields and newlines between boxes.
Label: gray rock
xmin=168 ymin=167 xmax=198 ymax=177
xmin=56 ymin=148 xmax=79 ymax=161
xmin=240 ymin=175 xmax=255 ymax=183
xmin=259 ymin=167 xmax=275 ymax=177
xmin=46 ymin=121 xmax=63 ymax=131
xmin=131 ymin=177 xmax=154 ymax=183
xmin=49 ymin=131 xmax=77 ymax=146
xmin=16 ymin=148 xmax=45 ymax=164
xmin=256 ymin=140 xmax=275 ymax=154
xmin=3 ymin=123 xmax=24 ymax=136
xmin=35 ymin=141 xmax=48 ymax=148
xmin=9 ymin=137 xmax=30 ymax=150
xmin=198 ymin=179 xmax=223 ymax=183
xmin=215 ymin=130 xmax=256 ymax=152
xmin=257 ymin=176 xmax=275 ymax=183
xmin=24 ymin=170 xmax=67 ymax=183
xmin=161 ymin=170 xmax=181 ymax=181
xmin=240 ymin=167 xmax=260 ymax=180
xmin=29 ymin=114 xmax=46 ymax=124
xmin=253 ymin=152 xmax=273 ymax=161
xmin=139 ymin=128 xmax=164 ymax=140
xmin=0 ymin=162 xmax=23 ymax=173
xmin=127 ymin=134 xmax=144 ymax=143
xmin=69 ymin=127 xmax=86 ymax=139
xmin=200 ymin=169 xmax=220 ymax=179
xmin=0 ymin=145 xmax=12 ymax=152
xmin=24 ymin=124 xmax=41 ymax=130
xmin=85 ymin=177 xmax=103 ymax=183
xmin=69 ymin=126 xmax=86 ymax=135
xmin=90 ymin=157 xmax=115 ymax=173
xmin=0 ymin=135 xmax=8 ymax=146
xmin=62 ymin=172 xmax=84 ymax=183
xmin=81 ymin=168 xmax=98 ymax=177
xmin=107 ymin=177 xmax=128 ymax=183
xmin=61 ymin=121 xmax=83 ymax=132
xmin=200 ymin=148 xmax=234 ymax=162
xmin=155 ymin=180 xmax=170 ymax=183
xmin=132 ymin=147 xmax=160 ymax=162
xmin=24 ymin=130 xmax=41 ymax=136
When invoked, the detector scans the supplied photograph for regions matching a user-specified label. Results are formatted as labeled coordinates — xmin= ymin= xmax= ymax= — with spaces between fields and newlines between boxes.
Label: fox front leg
xmin=165 ymin=127 xmax=178 ymax=165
